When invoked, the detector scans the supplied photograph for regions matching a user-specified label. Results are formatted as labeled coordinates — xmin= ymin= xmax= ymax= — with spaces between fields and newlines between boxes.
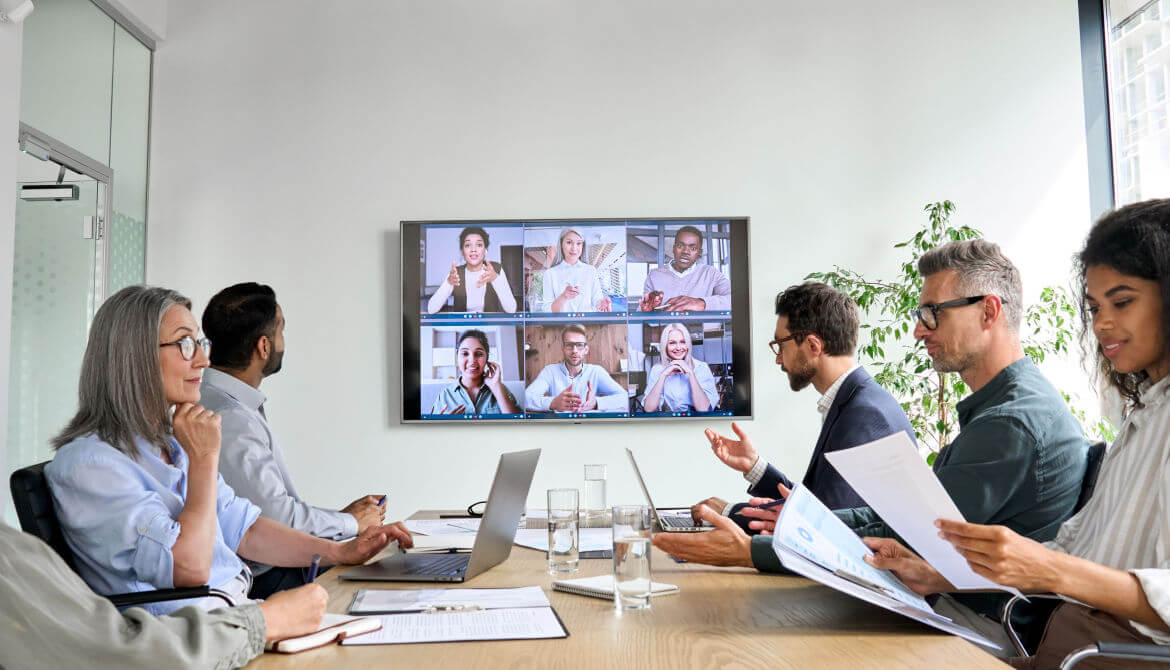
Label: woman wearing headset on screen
xmin=641 ymin=323 xmax=719 ymax=413
xmin=537 ymin=227 xmax=612 ymax=313
xmin=427 ymin=226 xmax=517 ymax=314
xmin=430 ymin=329 xmax=521 ymax=415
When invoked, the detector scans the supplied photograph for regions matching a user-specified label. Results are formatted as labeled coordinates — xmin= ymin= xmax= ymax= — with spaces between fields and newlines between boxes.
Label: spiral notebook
xmin=553 ymin=575 xmax=678 ymax=600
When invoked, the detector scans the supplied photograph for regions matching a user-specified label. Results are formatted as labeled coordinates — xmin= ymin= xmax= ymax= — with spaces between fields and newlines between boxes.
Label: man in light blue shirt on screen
xmin=525 ymin=324 xmax=628 ymax=413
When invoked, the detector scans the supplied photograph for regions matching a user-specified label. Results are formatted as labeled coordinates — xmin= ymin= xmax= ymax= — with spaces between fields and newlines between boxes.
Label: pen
xmin=753 ymin=497 xmax=787 ymax=510
xmin=378 ymin=495 xmax=387 ymax=507
xmin=832 ymin=568 xmax=896 ymax=597
xmin=307 ymin=554 xmax=321 ymax=583
xmin=422 ymin=604 xmax=484 ymax=614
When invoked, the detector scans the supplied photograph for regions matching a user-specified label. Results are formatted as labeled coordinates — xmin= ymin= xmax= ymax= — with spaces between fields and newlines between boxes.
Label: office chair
xmin=997 ymin=442 xmax=1170 ymax=667
xmin=10 ymin=461 xmax=235 ymax=609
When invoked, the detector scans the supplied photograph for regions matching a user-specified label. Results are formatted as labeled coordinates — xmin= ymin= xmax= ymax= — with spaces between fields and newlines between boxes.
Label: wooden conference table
xmin=248 ymin=510 xmax=1007 ymax=669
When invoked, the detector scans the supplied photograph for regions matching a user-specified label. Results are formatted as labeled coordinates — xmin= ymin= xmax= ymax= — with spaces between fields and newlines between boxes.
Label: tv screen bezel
xmin=400 ymin=216 xmax=753 ymax=424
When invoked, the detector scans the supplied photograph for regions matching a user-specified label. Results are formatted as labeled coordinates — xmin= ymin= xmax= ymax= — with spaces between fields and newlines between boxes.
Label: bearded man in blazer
xmin=691 ymin=281 xmax=915 ymax=531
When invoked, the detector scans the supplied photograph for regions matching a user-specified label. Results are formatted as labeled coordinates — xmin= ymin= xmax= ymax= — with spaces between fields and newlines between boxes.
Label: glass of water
xmin=612 ymin=505 xmax=652 ymax=610
xmin=583 ymin=464 xmax=607 ymax=525
xmin=547 ymin=488 xmax=580 ymax=574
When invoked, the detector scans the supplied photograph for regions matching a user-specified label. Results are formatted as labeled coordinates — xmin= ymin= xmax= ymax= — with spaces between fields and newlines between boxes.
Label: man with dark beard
xmin=690 ymin=281 xmax=915 ymax=529
xmin=200 ymin=283 xmax=386 ymax=598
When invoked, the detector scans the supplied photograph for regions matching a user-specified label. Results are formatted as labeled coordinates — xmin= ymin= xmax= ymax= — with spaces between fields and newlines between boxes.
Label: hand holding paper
xmin=823 ymin=432 xmax=1024 ymax=597
xmin=935 ymin=519 xmax=1064 ymax=593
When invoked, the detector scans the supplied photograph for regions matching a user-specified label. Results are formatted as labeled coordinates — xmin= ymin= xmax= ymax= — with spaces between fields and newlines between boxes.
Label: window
xmin=1103 ymin=0 xmax=1170 ymax=205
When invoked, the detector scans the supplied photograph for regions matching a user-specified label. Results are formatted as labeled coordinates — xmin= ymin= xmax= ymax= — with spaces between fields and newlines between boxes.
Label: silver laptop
xmin=340 ymin=448 xmax=540 ymax=582
xmin=626 ymin=447 xmax=712 ymax=533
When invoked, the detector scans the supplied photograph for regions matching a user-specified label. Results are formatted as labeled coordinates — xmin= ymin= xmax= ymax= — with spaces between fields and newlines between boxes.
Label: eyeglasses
xmin=768 ymin=332 xmax=805 ymax=356
xmin=913 ymin=296 xmax=987 ymax=330
xmin=562 ymin=341 xmax=588 ymax=351
xmin=159 ymin=335 xmax=212 ymax=361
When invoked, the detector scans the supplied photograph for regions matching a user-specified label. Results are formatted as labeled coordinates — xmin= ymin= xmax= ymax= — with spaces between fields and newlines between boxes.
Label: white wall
xmin=148 ymin=0 xmax=1094 ymax=520
xmin=0 ymin=17 xmax=24 ymax=516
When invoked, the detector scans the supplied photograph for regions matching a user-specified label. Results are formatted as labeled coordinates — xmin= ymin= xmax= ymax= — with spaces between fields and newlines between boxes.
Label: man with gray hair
xmin=654 ymin=240 xmax=1087 ymax=648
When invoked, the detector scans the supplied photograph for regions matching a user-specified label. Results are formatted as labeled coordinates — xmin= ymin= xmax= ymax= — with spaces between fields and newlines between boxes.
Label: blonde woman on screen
xmin=538 ymin=227 xmax=612 ymax=312
xmin=641 ymin=323 xmax=719 ymax=412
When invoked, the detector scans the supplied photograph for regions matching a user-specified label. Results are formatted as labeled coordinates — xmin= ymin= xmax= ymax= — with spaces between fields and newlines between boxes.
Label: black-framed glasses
xmin=768 ymin=332 xmax=805 ymax=356
xmin=913 ymin=296 xmax=987 ymax=330
xmin=159 ymin=335 xmax=212 ymax=361
xmin=562 ymin=341 xmax=588 ymax=351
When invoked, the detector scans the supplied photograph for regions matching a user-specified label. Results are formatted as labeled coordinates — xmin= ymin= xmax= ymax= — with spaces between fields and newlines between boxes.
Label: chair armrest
xmin=1062 ymin=642 xmax=1170 ymax=669
xmin=1001 ymin=593 xmax=1065 ymax=657
xmin=108 ymin=586 xmax=236 ymax=609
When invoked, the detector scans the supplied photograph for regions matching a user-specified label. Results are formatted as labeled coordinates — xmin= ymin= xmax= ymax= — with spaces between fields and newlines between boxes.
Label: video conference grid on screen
xmin=401 ymin=218 xmax=751 ymax=423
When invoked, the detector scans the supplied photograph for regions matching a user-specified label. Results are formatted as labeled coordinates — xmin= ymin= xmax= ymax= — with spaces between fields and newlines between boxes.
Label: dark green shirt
xmin=752 ymin=358 xmax=1089 ymax=587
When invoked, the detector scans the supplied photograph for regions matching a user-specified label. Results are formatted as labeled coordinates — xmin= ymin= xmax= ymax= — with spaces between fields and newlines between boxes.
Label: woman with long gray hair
xmin=45 ymin=285 xmax=412 ymax=615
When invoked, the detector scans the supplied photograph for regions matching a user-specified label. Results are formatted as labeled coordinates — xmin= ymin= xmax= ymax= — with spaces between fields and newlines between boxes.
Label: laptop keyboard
xmin=405 ymin=554 xmax=470 ymax=576
xmin=660 ymin=515 xmax=699 ymax=528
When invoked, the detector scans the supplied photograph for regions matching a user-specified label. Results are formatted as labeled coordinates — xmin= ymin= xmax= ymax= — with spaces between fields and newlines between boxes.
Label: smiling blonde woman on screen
xmin=641 ymin=322 xmax=719 ymax=412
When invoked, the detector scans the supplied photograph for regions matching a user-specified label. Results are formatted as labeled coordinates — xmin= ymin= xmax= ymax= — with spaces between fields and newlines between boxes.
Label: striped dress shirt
xmin=1045 ymin=375 xmax=1170 ymax=643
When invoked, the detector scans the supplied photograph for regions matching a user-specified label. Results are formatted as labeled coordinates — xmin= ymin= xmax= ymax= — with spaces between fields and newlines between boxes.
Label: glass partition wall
xmin=6 ymin=0 xmax=152 ymax=522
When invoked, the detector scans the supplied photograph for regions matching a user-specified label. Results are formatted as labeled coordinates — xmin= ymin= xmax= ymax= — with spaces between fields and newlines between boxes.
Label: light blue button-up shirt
xmin=200 ymin=368 xmax=357 ymax=576
xmin=524 ymin=362 xmax=628 ymax=412
xmin=45 ymin=432 xmax=262 ymax=616
xmin=641 ymin=359 xmax=720 ymax=412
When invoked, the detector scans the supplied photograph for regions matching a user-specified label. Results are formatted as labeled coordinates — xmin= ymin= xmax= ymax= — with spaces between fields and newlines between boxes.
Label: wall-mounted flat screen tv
xmin=401 ymin=218 xmax=752 ymax=423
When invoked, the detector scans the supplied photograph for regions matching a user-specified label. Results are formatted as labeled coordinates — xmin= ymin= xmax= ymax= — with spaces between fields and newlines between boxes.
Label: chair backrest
xmin=10 ymin=461 xmax=77 ymax=571
xmin=1074 ymin=441 xmax=1107 ymax=514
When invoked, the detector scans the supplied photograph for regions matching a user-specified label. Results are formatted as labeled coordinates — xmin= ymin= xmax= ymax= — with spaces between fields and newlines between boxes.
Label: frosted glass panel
xmin=109 ymin=24 xmax=151 ymax=292
xmin=19 ymin=0 xmax=115 ymax=164
xmin=7 ymin=180 xmax=99 ymax=483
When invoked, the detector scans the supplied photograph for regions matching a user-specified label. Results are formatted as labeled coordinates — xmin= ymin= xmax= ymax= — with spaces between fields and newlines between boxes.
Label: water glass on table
xmin=547 ymin=488 xmax=580 ymax=574
xmin=612 ymin=505 xmax=652 ymax=610
xmin=583 ymin=464 xmax=607 ymax=524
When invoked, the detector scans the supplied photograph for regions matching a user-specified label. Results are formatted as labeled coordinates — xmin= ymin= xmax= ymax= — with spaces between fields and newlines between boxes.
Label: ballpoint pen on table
xmin=422 ymin=604 xmax=484 ymax=614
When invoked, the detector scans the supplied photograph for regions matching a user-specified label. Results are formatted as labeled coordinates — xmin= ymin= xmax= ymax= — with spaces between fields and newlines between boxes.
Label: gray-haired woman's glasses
xmin=159 ymin=335 xmax=212 ymax=361
xmin=913 ymin=296 xmax=986 ymax=330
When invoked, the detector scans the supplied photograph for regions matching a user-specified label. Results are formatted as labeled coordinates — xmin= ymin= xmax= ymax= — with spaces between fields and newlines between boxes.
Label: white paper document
xmin=404 ymin=534 xmax=477 ymax=553
xmin=824 ymin=432 xmax=1023 ymax=596
xmin=349 ymin=586 xmax=550 ymax=614
xmin=771 ymin=485 xmax=1000 ymax=650
xmin=339 ymin=607 xmax=567 ymax=645
xmin=773 ymin=485 xmax=933 ymax=612
xmin=402 ymin=519 xmax=478 ymax=536
xmin=446 ymin=519 xmax=483 ymax=532
xmin=512 ymin=528 xmax=611 ymax=553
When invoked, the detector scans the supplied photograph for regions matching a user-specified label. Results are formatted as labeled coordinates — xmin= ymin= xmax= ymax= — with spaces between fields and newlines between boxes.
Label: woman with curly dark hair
xmin=864 ymin=199 xmax=1170 ymax=668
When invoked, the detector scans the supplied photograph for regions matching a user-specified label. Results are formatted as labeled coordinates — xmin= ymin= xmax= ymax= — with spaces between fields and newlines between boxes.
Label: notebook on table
xmin=265 ymin=613 xmax=381 ymax=653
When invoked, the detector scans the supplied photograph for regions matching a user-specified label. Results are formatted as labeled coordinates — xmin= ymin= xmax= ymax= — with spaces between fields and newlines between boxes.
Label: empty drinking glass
xmin=547 ymin=488 xmax=580 ymax=574
xmin=612 ymin=505 xmax=652 ymax=610
xmin=583 ymin=464 xmax=607 ymax=524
